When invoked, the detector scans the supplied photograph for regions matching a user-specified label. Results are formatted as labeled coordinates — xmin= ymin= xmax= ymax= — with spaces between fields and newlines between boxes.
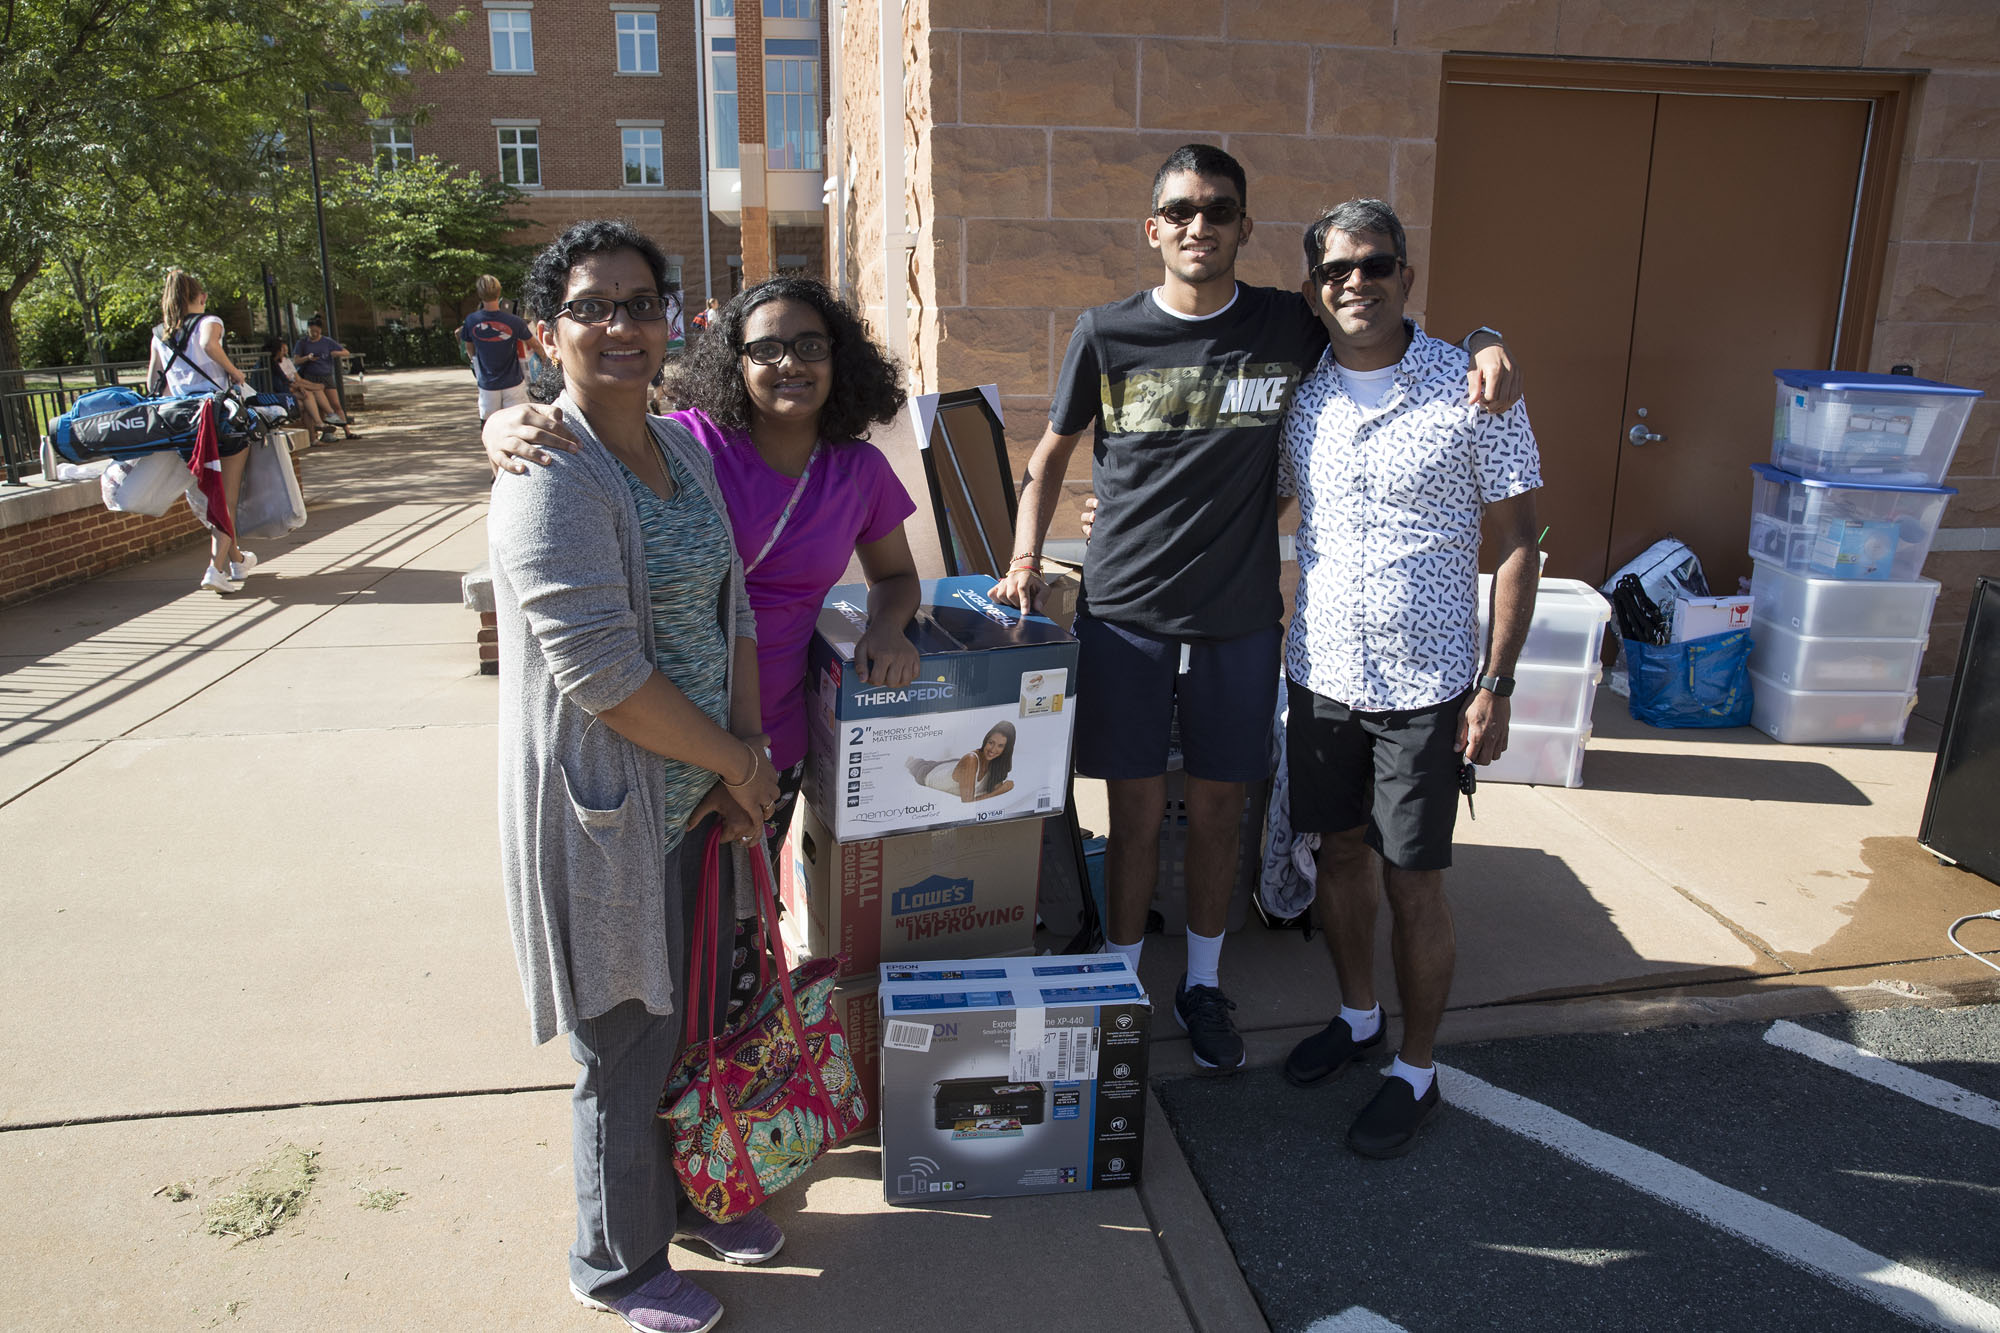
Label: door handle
xmin=1627 ymin=424 xmax=1664 ymax=446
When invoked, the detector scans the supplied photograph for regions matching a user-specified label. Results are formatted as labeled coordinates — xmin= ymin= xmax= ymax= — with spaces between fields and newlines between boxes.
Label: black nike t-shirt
xmin=1051 ymin=283 xmax=1327 ymax=639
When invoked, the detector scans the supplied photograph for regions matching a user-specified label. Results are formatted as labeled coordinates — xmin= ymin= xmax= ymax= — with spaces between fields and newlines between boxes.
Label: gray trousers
xmin=567 ymin=820 xmax=735 ymax=1301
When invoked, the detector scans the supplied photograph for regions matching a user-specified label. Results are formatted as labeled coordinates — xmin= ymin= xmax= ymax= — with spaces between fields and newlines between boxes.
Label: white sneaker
xmin=229 ymin=551 xmax=259 ymax=581
xmin=200 ymin=565 xmax=240 ymax=595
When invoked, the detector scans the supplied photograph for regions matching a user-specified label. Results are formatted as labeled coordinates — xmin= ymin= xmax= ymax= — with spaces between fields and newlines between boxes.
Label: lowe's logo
xmin=890 ymin=874 xmax=974 ymax=916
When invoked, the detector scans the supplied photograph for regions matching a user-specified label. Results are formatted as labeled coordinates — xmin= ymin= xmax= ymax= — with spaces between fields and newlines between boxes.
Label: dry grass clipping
xmin=202 ymin=1147 xmax=320 ymax=1241
xmin=358 ymin=1188 xmax=407 ymax=1211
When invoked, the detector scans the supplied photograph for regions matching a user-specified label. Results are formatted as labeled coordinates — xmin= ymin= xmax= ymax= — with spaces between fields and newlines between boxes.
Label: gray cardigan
xmin=489 ymin=399 xmax=760 ymax=1046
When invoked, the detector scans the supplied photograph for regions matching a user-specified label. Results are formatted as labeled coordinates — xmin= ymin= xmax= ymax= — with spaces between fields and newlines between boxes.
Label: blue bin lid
xmin=1751 ymin=462 xmax=1958 ymax=495
xmin=1774 ymin=368 xmax=1982 ymax=398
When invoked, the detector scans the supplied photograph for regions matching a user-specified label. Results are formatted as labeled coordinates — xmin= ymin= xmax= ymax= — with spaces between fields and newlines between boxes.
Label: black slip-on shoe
xmin=1173 ymin=975 xmax=1246 ymax=1074
xmin=1282 ymin=1014 xmax=1384 ymax=1087
xmin=1346 ymin=1073 xmax=1441 ymax=1159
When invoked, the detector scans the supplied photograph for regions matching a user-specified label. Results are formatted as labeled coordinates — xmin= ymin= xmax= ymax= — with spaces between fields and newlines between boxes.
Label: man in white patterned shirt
xmin=1276 ymin=199 xmax=1541 ymax=1158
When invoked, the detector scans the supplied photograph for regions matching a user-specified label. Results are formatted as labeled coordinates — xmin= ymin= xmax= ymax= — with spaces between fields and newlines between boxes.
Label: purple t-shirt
xmin=673 ymin=408 xmax=917 ymax=770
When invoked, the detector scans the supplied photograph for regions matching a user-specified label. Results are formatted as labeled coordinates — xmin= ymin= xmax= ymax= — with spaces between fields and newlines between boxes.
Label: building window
xmin=764 ymin=40 xmax=820 ymax=171
xmin=711 ymin=43 xmax=739 ymax=170
xmin=489 ymin=10 xmax=533 ymax=73
xmin=497 ymin=127 xmax=541 ymax=186
xmin=370 ymin=123 xmax=415 ymax=171
xmin=616 ymin=13 xmax=658 ymax=73
xmin=708 ymin=0 xmax=733 ymax=14
xmin=622 ymin=128 xmax=664 ymax=186
xmin=763 ymin=0 xmax=813 ymax=16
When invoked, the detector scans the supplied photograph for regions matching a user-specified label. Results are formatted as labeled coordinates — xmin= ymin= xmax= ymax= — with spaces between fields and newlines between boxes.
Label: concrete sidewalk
xmin=1 ymin=367 xmax=1995 ymax=1332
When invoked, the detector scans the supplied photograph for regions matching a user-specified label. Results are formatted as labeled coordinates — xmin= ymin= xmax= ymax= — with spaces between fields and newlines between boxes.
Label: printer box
xmin=805 ymin=577 xmax=1079 ymax=841
xmin=876 ymin=955 xmax=1150 ymax=1205
xmin=783 ymin=803 xmax=1042 ymax=980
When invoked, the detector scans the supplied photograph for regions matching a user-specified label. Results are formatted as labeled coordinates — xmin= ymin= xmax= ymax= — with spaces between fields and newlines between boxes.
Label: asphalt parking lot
xmin=1158 ymin=1005 xmax=2000 ymax=1333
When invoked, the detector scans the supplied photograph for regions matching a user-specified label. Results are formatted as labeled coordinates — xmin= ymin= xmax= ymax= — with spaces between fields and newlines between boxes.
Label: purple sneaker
xmin=571 ymin=1268 xmax=723 ymax=1333
xmin=675 ymin=1208 xmax=786 ymax=1265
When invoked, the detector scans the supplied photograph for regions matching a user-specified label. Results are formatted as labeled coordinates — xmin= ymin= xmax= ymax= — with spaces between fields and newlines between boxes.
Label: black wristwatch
xmin=1477 ymin=673 xmax=1515 ymax=697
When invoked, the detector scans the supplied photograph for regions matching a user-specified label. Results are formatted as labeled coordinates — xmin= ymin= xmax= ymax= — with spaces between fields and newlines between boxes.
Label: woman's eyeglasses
xmin=1154 ymin=200 xmax=1243 ymax=228
xmin=556 ymin=295 xmax=670 ymax=324
xmin=740 ymin=334 xmax=833 ymax=365
xmin=1310 ymin=254 xmax=1404 ymax=287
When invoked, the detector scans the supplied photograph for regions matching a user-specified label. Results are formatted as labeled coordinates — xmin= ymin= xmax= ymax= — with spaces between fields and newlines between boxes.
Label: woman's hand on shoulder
xmin=484 ymin=403 xmax=579 ymax=475
xmin=856 ymin=621 xmax=919 ymax=688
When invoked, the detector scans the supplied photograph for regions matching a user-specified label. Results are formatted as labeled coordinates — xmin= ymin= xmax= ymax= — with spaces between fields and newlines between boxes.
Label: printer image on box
xmin=933 ymin=1078 xmax=1047 ymax=1131
xmin=877 ymin=956 xmax=1149 ymax=1204
xmin=805 ymin=577 xmax=1080 ymax=840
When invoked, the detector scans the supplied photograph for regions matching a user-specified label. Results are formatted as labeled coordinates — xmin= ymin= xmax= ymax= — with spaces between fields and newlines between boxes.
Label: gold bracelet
xmin=720 ymin=740 xmax=760 ymax=789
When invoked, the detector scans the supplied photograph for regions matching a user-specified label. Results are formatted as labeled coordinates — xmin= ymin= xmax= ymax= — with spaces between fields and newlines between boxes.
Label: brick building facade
xmin=387 ymin=0 xmax=832 ymax=309
xmin=833 ymin=0 xmax=2000 ymax=677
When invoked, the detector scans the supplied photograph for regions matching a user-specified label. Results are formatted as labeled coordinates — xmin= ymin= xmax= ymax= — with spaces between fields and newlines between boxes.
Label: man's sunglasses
xmin=1310 ymin=253 xmax=1404 ymax=287
xmin=740 ymin=334 xmax=833 ymax=365
xmin=1154 ymin=200 xmax=1243 ymax=228
xmin=556 ymin=295 xmax=671 ymax=324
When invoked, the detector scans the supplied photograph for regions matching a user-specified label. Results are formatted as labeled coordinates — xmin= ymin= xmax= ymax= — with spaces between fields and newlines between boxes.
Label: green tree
xmin=327 ymin=154 xmax=531 ymax=326
xmin=0 ymin=0 xmax=461 ymax=374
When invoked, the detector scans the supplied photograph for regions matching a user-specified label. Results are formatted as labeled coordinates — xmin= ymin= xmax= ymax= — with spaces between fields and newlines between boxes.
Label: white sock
xmin=1389 ymin=1054 xmax=1435 ymax=1098
xmin=1108 ymin=937 xmax=1144 ymax=971
xmin=1183 ymin=928 xmax=1224 ymax=990
xmin=1340 ymin=1003 xmax=1382 ymax=1041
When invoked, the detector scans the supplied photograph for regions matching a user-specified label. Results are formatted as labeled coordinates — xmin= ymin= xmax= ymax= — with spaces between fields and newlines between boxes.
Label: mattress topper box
xmin=784 ymin=803 xmax=1041 ymax=980
xmin=876 ymin=955 xmax=1150 ymax=1205
xmin=805 ymin=577 xmax=1080 ymax=840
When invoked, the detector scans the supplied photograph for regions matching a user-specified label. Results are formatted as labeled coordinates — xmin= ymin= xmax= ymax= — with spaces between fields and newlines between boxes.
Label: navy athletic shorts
xmin=1072 ymin=606 xmax=1279 ymax=783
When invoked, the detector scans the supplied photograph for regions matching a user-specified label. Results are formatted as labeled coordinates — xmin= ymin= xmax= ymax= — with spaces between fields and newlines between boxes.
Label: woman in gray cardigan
xmin=489 ymin=221 xmax=782 ymax=1333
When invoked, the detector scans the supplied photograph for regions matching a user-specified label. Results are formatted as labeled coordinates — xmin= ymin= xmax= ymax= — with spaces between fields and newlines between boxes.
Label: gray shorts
xmin=1285 ymin=679 xmax=1471 ymax=872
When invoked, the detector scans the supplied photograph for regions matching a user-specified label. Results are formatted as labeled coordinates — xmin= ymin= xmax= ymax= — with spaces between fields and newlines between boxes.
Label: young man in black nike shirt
xmin=990 ymin=143 xmax=1518 ymax=1074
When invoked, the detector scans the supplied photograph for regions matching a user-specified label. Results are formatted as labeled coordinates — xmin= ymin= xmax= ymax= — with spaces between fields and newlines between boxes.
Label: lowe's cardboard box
xmin=805 ymin=577 xmax=1079 ymax=841
xmin=876 ymin=956 xmax=1150 ymax=1205
xmin=783 ymin=802 xmax=1042 ymax=980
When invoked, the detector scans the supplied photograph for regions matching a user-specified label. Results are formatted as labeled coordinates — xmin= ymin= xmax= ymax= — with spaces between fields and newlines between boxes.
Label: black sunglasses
xmin=1311 ymin=253 xmax=1404 ymax=287
xmin=556 ymin=295 xmax=670 ymax=324
xmin=1154 ymin=200 xmax=1243 ymax=228
xmin=740 ymin=333 xmax=833 ymax=365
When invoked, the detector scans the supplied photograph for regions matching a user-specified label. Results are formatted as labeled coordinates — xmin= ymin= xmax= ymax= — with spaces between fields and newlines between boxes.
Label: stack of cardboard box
xmin=779 ymin=577 xmax=1081 ymax=1133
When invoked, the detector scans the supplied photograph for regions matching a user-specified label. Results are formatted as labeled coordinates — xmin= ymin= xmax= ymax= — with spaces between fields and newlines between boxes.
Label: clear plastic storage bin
xmin=1748 ymin=464 xmax=1953 ymax=582
xmin=1475 ymin=722 xmax=1589 ymax=787
xmin=1748 ymin=621 xmax=1926 ymax=693
xmin=1748 ymin=669 xmax=1915 ymax=745
xmin=1510 ymin=664 xmax=1602 ymax=730
xmin=1478 ymin=576 xmax=1614 ymax=670
xmin=1748 ymin=560 xmax=1940 ymax=639
xmin=1771 ymin=369 xmax=1982 ymax=487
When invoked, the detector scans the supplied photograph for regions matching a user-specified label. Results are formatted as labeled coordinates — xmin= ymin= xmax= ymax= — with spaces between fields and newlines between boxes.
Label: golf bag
xmin=47 ymin=388 xmax=261 ymax=465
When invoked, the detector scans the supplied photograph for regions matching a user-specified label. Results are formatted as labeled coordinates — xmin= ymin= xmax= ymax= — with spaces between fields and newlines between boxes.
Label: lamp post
xmin=302 ymin=89 xmax=344 ymax=402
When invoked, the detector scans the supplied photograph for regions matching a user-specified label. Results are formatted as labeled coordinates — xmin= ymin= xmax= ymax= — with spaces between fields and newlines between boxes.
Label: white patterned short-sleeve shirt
xmin=1279 ymin=322 xmax=1542 ymax=712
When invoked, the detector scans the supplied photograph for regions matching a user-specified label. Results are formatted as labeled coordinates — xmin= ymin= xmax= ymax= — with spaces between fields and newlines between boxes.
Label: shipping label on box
xmin=784 ymin=804 xmax=1041 ymax=979
xmin=1671 ymin=594 xmax=1755 ymax=642
xmin=805 ymin=577 xmax=1080 ymax=840
xmin=877 ymin=956 xmax=1149 ymax=1205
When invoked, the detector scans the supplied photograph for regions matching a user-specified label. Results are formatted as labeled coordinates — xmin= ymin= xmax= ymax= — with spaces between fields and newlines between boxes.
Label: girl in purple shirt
xmin=483 ymin=276 xmax=923 ymax=857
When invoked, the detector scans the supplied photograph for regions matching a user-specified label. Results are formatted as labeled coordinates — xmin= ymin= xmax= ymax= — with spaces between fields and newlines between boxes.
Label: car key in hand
xmin=1458 ymin=760 xmax=1477 ymax=821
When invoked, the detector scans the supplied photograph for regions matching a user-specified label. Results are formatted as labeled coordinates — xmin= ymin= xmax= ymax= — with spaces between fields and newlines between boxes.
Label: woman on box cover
xmin=487 ymin=220 xmax=784 ymax=1333
xmin=905 ymin=720 xmax=1017 ymax=803
xmin=484 ymin=275 xmax=925 ymax=1019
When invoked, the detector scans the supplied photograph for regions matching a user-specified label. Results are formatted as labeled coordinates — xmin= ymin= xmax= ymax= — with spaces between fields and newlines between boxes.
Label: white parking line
xmin=1440 ymin=1063 xmax=2000 ymax=1332
xmin=1305 ymin=1308 xmax=1410 ymax=1333
xmin=1764 ymin=1020 xmax=2000 ymax=1132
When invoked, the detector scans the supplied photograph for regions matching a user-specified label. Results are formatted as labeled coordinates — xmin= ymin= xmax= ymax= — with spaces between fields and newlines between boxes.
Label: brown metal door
xmin=1430 ymin=84 xmax=1656 ymax=583
xmin=1609 ymin=95 xmax=1868 ymax=594
xmin=1430 ymin=81 xmax=1870 ymax=591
